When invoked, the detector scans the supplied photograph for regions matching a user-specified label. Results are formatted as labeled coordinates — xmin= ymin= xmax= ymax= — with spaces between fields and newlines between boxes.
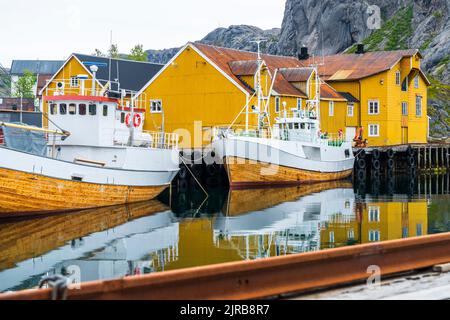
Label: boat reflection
xmin=213 ymin=178 xmax=432 ymax=259
xmin=0 ymin=200 xmax=177 ymax=292
xmin=0 ymin=173 xmax=448 ymax=293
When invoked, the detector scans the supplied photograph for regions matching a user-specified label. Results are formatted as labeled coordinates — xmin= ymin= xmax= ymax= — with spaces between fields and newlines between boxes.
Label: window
xmin=347 ymin=103 xmax=354 ymax=117
xmin=369 ymin=124 xmax=380 ymax=137
xmin=416 ymin=224 xmax=423 ymax=237
xmin=70 ymin=76 xmax=79 ymax=88
xmin=59 ymin=103 xmax=67 ymax=115
xmin=150 ymin=100 xmax=162 ymax=113
xmin=294 ymin=123 xmax=299 ymax=130
xmin=120 ymin=112 xmax=125 ymax=123
xmin=329 ymin=232 xmax=335 ymax=244
xmin=348 ymin=229 xmax=355 ymax=240
xmin=368 ymin=100 xmax=379 ymax=115
xmin=395 ymin=71 xmax=401 ymax=86
xmin=50 ymin=103 xmax=57 ymax=115
xmin=402 ymin=102 xmax=408 ymax=116
xmin=103 ymin=105 xmax=108 ymax=117
xmin=368 ymin=206 xmax=380 ymax=222
xmin=296 ymin=98 xmax=302 ymax=110
xmin=329 ymin=101 xmax=334 ymax=116
xmin=79 ymin=104 xmax=87 ymax=115
xmin=416 ymin=96 xmax=422 ymax=117
xmin=369 ymin=230 xmax=380 ymax=242
xmin=402 ymin=77 xmax=408 ymax=92
xmin=275 ymin=97 xmax=280 ymax=113
xmin=414 ymin=75 xmax=419 ymax=89
xmin=89 ymin=104 xmax=97 ymax=115
xmin=68 ymin=103 xmax=76 ymax=115
xmin=402 ymin=227 xmax=409 ymax=239
xmin=300 ymin=123 xmax=305 ymax=130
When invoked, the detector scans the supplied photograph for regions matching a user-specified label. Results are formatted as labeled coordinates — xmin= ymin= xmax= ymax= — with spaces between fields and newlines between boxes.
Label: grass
xmin=344 ymin=6 xmax=414 ymax=54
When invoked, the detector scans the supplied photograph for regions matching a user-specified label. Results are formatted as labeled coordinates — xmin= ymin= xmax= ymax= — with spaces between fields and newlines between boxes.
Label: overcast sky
xmin=0 ymin=0 xmax=286 ymax=68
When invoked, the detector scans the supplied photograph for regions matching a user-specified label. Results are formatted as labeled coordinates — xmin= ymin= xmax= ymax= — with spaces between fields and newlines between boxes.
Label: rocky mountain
xmin=145 ymin=25 xmax=281 ymax=64
xmin=278 ymin=0 xmax=450 ymax=83
xmin=0 ymin=64 xmax=10 ymax=97
xmin=145 ymin=0 xmax=449 ymax=138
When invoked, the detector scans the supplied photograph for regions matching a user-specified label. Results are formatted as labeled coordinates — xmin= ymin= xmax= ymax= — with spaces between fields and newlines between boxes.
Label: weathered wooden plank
xmin=225 ymin=157 xmax=353 ymax=188
xmin=0 ymin=167 xmax=166 ymax=216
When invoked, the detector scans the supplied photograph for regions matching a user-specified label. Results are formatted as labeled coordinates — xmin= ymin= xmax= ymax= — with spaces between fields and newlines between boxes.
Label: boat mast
xmin=252 ymin=39 xmax=266 ymax=132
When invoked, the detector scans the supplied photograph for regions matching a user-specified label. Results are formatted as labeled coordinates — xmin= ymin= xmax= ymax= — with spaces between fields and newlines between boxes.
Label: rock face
xmin=146 ymin=25 xmax=280 ymax=64
xmin=278 ymin=0 xmax=450 ymax=83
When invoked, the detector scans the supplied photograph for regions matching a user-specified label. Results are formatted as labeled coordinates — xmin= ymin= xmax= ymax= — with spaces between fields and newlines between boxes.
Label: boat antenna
xmin=250 ymin=39 xmax=267 ymax=132
xmin=109 ymin=30 xmax=113 ymax=85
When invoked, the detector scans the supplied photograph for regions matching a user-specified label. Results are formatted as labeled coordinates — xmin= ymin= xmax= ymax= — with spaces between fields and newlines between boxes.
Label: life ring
xmin=125 ymin=113 xmax=142 ymax=128
xmin=125 ymin=113 xmax=132 ymax=127
xmin=133 ymin=114 xmax=142 ymax=128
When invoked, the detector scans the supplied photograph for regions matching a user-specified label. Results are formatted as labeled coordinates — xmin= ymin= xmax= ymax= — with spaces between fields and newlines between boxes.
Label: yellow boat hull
xmin=0 ymin=167 xmax=167 ymax=217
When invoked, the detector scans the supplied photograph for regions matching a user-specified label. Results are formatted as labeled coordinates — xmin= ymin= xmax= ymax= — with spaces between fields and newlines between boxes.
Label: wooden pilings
xmin=416 ymin=145 xmax=450 ymax=173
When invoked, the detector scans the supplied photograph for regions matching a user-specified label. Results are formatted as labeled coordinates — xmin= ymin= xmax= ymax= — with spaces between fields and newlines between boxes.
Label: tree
xmin=93 ymin=49 xmax=105 ymax=57
xmin=13 ymin=70 xmax=37 ymax=98
xmin=108 ymin=44 xmax=120 ymax=58
xmin=129 ymin=44 xmax=148 ymax=62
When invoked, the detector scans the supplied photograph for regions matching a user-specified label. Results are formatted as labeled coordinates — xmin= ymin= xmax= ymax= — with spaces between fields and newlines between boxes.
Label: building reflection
xmin=0 ymin=201 xmax=179 ymax=292
xmin=0 ymin=174 xmax=447 ymax=293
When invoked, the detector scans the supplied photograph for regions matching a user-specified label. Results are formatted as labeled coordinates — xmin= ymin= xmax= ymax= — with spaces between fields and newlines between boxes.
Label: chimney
xmin=356 ymin=44 xmax=365 ymax=55
xmin=298 ymin=46 xmax=309 ymax=60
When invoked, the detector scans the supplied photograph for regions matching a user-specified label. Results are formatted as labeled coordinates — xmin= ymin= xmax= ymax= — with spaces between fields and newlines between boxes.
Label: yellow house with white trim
xmin=302 ymin=47 xmax=430 ymax=146
xmin=136 ymin=43 xmax=351 ymax=149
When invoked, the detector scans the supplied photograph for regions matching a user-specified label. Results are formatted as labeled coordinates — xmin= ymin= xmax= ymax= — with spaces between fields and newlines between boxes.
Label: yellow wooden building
xmin=302 ymin=47 xmax=430 ymax=146
xmin=136 ymin=43 xmax=351 ymax=149
xmin=39 ymin=53 xmax=163 ymax=125
xmin=321 ymin=200 xmax=428 ymax=248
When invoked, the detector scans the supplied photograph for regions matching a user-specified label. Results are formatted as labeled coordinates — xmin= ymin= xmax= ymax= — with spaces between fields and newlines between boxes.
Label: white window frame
xmin=347 ymin=103 xmax=354 ymax=117
xmin=368 ymin=206 xmax=380 ymax=222
xmin=369 ymin=230 xmax=381 ymax=242
xmin=414 ymin=75 xmax=419 ymax=89
xmin=275 ymin=97 xmax=280 ymax=113
xmin=329 ymin=101 xmax=334 ymax=117
xmin=368 ymin=124 xmax=380 ymax=137
xmin=296 ymin=98 xmax=302 ymax=110
xmin=368 ymin=100 xmax=380 ymax=115
xmin=150 ymin=99 xmax=162 ymax=113
xmin=348 ymin=229 xmax=355 ymax=240
xmin=402 ymin=76 xmax=408 ymax=92
xmin=329 ymin=231 xmax=335 ymax=244
xmin=415 ymin=96 xmax=422 ymax=117
xmin=402 ymin=101 xmax=408 ymax=116
xmin=395 ymin=71 xmax=401 ymax=86
xmin=70 ymin=76 xmax=79 ymax=88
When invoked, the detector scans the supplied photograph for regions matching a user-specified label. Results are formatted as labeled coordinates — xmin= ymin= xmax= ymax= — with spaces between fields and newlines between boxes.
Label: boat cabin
xmin=45 ymin=95 xmax=150 ymax=148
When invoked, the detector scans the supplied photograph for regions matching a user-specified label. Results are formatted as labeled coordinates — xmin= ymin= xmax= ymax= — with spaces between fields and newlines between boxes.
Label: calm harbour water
xmin=0 ymin=174 xmax=449 ymax=293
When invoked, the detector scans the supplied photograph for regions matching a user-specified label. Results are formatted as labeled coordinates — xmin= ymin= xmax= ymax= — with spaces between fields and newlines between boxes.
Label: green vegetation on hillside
xmin=345 ymin=6 xmax=414 ymax=53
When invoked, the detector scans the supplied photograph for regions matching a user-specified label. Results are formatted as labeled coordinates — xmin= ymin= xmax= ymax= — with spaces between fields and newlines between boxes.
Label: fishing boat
xmin=212 ymin=43 xmax=355 ymax=188
xmin=0 ymin=65 xmax=180 ymax=217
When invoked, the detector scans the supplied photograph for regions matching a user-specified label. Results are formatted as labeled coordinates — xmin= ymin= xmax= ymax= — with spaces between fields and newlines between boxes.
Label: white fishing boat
xmin=0 ymin=65 xmax=180 ymax=217
xmin=212 ymin=43 xmax=355 ymax=188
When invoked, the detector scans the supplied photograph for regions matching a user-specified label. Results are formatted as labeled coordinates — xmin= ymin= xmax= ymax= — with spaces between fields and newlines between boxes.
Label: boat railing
xmin=213 ymin=125 xmax=273 ymax=140
xmin=317 ymin=132 xmax=347 ymax=147
xmin=115 ymin=131 xmax=179 ymax=150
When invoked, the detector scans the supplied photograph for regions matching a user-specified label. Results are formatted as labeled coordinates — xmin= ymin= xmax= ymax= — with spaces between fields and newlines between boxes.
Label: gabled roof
xmin=228 ymin=60 xmax=259 ymax=76
xmin=72 ymin=54 xmax=164 ymax=92
xmin=279 ymin=67 xmax=314 ymax=82
xmin=338 ymin=92 xmax=359 ymax=103
xmin=10 ymin=60 xmax=64 ymax=75
xmin=302 ymin=49 xmax=421 ymax=81
xmin=321 ymin=83 xmax=346 ymax=101
xmin=192 ymin=42 xmax=306 ymax=97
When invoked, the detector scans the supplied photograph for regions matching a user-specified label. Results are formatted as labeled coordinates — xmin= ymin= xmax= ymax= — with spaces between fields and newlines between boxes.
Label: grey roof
xmin=338 ymin=92 xmax=359 ymax=103
xmin=10 ymin=60 xmax=64 ymax=75
xmin=73 ymin=54 xmax=164 ymax=92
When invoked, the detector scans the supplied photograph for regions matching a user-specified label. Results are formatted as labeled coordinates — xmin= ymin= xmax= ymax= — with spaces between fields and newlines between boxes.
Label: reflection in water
xmin=0 ymin=174 xmax=449 ymax=292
